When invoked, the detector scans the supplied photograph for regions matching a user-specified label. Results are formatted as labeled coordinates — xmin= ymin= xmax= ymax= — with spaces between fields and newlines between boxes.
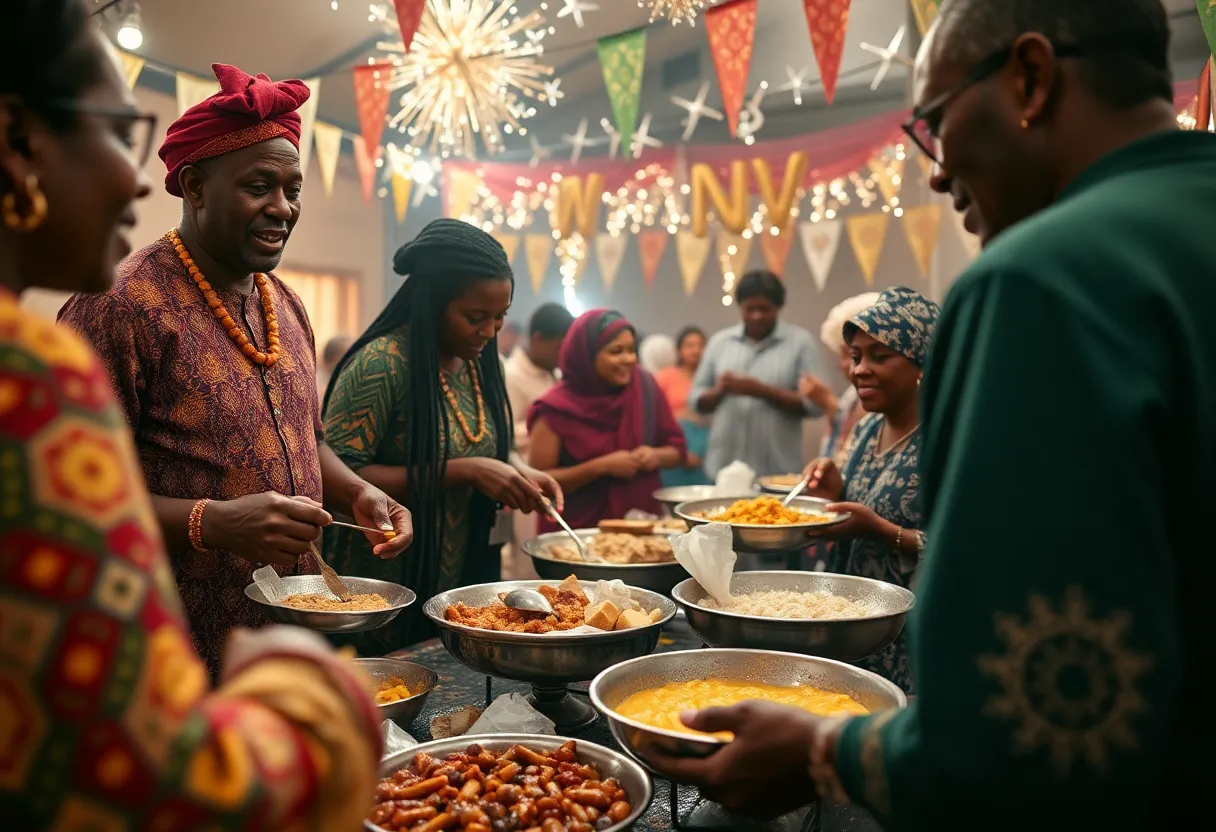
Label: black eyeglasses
xmin=41 ymin=100 xmax=158 ymax=167
xmin=902 ymin=43 xmax=1085 ymax=165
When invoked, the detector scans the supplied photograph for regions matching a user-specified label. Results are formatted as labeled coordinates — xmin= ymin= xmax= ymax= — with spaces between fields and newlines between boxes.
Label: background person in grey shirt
xmin=691 ymin=270 xmax=824 ymax=478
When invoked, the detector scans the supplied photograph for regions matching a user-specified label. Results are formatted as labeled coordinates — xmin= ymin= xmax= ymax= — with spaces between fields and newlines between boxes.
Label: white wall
xmin=22 ymin=85 xmax=386 ymax=329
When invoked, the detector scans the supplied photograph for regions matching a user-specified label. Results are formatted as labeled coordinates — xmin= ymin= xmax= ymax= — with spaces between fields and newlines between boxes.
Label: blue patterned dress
xmin=830 ymin=412 xmax=924 ymax=693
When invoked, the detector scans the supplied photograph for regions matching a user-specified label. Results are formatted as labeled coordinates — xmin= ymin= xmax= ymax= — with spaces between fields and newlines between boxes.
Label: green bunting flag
xmin=597 ymin=29 xmax=647 ymax=158
xmin=1199 ymin=1 xmax=1216 ymax=59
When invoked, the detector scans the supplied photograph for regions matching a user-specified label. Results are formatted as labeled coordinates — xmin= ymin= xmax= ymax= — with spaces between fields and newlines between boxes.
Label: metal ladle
xmin=501 ymin=588 xmax=555 ymax=616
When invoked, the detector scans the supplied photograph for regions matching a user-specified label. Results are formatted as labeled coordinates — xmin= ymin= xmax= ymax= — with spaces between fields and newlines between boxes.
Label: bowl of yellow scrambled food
xmin=589 ymin=648 xmax=905 ymax=770
xmin=676 ymin=495 xmax=851 ymax=553
xmin=354 ymin=657 xmax=438 ymax=728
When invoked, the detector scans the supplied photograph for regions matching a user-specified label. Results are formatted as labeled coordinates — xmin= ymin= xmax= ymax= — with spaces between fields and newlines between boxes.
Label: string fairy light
xmin=373 ymin=0 xmax=555 ymax=158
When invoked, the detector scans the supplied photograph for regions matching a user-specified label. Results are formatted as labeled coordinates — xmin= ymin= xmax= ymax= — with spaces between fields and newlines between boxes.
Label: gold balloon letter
xmin=690 ymin=161 xmax=749 ymax=238
xmin=753 ymin=151 xmax=808 ymax=233
xmin=553 ymin=173 xmax=605 ymax=240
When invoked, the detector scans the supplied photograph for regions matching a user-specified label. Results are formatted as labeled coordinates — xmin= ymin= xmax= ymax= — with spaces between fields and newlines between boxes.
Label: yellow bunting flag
xmin=492 ymin=232 xmax=521 ymax=266
xmin=595 ymin=233 xmax=629 ymax=293
xmin=845 ymin=212 xmax=890 ymax=286
xmin=525 ymin=234 xmax=553 ymax=294
xmin=798 ymin=219 xmax=843 ymax=293
xmin=909 ymin=0 xmax=941 ymax=36
xmin=949 ymin=207 xmax=982 ymax=259
xmin=313 ymin=122 xmax=343 ymax=199
xmin=901 ymin=204 xmax=943 ymax=279
xmin=175 ymin=72 xmax=220 ymax=116
xmin=638 ymin=230 xmax=669 ymax=288
xmin=760 ymin=228 xmax=795 ymax=276
xmin=675 ymin=230 xmax=712 ymax=297
xmin=298 ymin=78 xmax=321 ymax=180
xmin=391 ymin=172 xmax=412 ymax=225
xmin=716 ymin=231 xmax=753 ymax=279
xmin=445 ymin=168 xmax=482 ymax=219
xmin=117 ymin=51 xmax=144 ymax=89
xmin=868 ymin=157 xmax=905 ymax=205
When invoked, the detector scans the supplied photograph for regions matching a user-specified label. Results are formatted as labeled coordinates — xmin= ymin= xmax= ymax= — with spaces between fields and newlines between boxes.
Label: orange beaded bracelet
xmin=188 ymin=498 xmax=210 ymax=552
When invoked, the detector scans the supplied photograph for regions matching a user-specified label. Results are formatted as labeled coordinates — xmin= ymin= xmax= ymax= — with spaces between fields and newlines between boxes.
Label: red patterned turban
xmin=158 ymin=63 xmax=311 ymax=197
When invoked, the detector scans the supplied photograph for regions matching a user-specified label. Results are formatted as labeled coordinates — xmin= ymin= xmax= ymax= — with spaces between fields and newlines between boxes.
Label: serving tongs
xmin=541 ymin=496 xmax=604 ymax=563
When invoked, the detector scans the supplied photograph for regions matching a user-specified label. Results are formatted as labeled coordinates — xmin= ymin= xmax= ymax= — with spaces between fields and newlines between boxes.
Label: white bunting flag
xmin=298 ymin=78 xmax=321 ymax=180
xmin=595 ymin=233 xmax=629 ymax=293
xmin=312 ymin=122 xmax=343 ymax=199
xmin=175 ymin=72 xmax=220 ymax=116
xmin=798 ymin=219 xmax=843 ymax=292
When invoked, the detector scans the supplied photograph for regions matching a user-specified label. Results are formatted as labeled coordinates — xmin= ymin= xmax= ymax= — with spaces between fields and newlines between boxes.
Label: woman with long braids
xmin=323 ymin=219 xmax=561 ymax=651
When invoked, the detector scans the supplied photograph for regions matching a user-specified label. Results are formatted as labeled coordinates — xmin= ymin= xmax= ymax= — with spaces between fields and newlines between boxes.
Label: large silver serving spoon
xmin=501 ymin=588 xmax=555 ymax=616
xmin=781 ymin=472 xmax=812 ymax=507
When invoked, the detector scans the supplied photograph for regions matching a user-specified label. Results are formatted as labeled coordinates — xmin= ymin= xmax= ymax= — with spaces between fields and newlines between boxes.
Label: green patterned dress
xmin=322 ymin=327 xmax=500 ymax=653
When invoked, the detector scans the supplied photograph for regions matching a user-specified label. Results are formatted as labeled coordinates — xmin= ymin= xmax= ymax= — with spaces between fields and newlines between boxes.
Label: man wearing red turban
xmin=59 ymin=63 xmax=414 ymax=673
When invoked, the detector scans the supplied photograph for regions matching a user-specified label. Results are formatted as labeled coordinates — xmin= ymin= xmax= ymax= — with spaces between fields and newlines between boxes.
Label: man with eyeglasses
xmin=649 ymin=0 xmax=1214 ymax=827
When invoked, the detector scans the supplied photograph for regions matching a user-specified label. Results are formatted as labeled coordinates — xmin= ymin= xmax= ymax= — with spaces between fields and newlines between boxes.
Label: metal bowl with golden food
xmin=354 ymin=657 xmax=438 ymax=729
xmin=675 ymin=496 xmax=851 ymax=553
xmin=756 ymin=473 xmax=808 ymax=494
xmin=522 ymin=529 xmax=690 ymax=595
xmin=589 ymin=648 xmax=906 ymax=771
xmin=245 ymin=575 xmax=415 ymax=633
xmin=367 ymin=734 xmax=653 ymax=832
xmin=652 ymin=484 xmax=757 ymax=515
xmin=672 ymin=571 xmax=915 ymax=661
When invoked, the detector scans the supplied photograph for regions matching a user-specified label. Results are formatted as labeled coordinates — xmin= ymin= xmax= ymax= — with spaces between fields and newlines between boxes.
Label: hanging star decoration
xmin=557 ymin=0 xmax=598 ymax=29
xmin=631 ymin=112 xmax=663 ymax=159
xmin=377 ymin=0 xmax=554 ymax=158
xmin=671 ymin=81 xmax=724 ymax=141
xmin=541 ymin=78 xmax=564 ymax=107
xmin=777 ymin=66 xmax=811 ymax=106
xmin=737 ymin=82 xmax=767 ymax=145
xmin=529 ymin=135 xmax=552 ymax=168
xmin=562 ymin=118 xmax=604 ymax=163
xmin=860 ymin=25 xmax=913 ymax=91
xmin=600 ymin=117 xmax=622 ymax=159
xmin=641 ymin=0 xmax=706 ymax=25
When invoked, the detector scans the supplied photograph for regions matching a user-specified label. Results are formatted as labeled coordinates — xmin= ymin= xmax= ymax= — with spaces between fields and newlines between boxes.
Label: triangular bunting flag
xmin=901 ymin=204 xmax=943 ymax=279
xmin=444 ymin=168 xmax=483 ymax=219
xmin=525 ymin=234 xmax=553 ymax=294
xmin=596 ymin=233 xmax=629 ymax=293
xmin=117 ymin=51 xmax=144 ymax=89
xmin=639 ymin=230 xmax=669 ymax=288
xmin=298 ymin=78 xmax=321 ymax=180
xmin=353 ymin=63 xmax=392 ymax=159
xmin=676 ymin=230 xmax=712 ymax=297
xmin=597 ymin=30 xmax=647 ymax=156
xmin=353 ymin=136 xmax=379 ymax=203
xmin=798 ymin=220 xmax=842 ymax=292
xmin=869 ymin=157 xmax=905 ymax=205
xmin=175 ymin=72 xmax=219 ymax=116
xmin=801 ymin=0 xmax=851 ymax=105
xmin=392 ymin=172 xmax=412 ymax=224
xmin=394 ymin=0 xmax=428 ymax=52
xmin=492 ymin=232 xmax=521 ymax=266
xmin=845 ymin=213 xmax=890 ymax=286
xmin=716 ymin=231 xmax=753 ymax=279
xmin=949 ymin=207 xmax=982 ymax=259
xmin=313 ymin=122 xmax=343 ymax=199
xmin=760 ymin=229 xmax=795 ymax=276
xmin=705 ymin=0 xmax=758 ymax=137
xmin=909 ymin=0 xmax=942 ymax=36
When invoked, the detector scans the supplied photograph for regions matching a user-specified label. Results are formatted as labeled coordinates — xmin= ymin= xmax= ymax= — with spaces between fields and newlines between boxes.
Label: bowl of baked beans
xmin=365 ymin=734 xmax=652 ymax=832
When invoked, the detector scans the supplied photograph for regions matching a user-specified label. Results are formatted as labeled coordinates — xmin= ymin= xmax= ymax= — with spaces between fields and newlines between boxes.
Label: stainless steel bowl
xmin=368 ymin=733 xmax=653 ymax=832
xmin=523 ymin=529 xmax=690 ymax=595
xmin=354 ymin=657 xmax=437 ymax=729
xmin=672 ymin=571 xmax=914 ymax=661
xmin=244 ymin=575 xmax=415 ymax=633
xmin=652 ymin=485 xmax=757 ymax=515
xmin=590 ymin=648 xmax=906 ymax=771
xmin=756 ymin=474 xmax=807 ymax=495
xmin=676 ymin=496 xmax=851 ymax=553
xmin=423 ymin=580 xmax=678 ymax=685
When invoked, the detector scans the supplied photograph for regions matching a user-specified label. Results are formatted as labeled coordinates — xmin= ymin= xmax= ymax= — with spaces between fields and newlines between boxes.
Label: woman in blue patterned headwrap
xmin=802 ymin=286 xmax=940 ymax=693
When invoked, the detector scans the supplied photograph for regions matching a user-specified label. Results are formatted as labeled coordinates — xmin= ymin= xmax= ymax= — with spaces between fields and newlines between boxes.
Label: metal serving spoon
xmin=541 ymin=496 xmax=601 ymax=563
xmin=501 ymin=588 xmax=555 ymax=616
xmin=781 ymin=472 xmax=812 ymax=506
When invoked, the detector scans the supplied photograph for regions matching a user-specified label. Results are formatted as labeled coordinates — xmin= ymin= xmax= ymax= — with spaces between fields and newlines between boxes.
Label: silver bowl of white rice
xmin=671 ymin=571 xmax=914 ymax=661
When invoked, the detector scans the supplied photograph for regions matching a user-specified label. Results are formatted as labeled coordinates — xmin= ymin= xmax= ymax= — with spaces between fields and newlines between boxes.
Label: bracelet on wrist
xmin=188 ymin=498 xmax=210 ymax=552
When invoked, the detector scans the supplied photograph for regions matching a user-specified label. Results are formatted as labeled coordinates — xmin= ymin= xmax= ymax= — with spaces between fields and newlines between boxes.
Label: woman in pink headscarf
xmin=528 ymin=309 xmax=686 ymax=528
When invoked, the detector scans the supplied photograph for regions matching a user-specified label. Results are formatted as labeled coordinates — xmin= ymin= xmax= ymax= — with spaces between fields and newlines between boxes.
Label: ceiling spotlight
xmin=116 ymin=3 xmax=143 ymax=50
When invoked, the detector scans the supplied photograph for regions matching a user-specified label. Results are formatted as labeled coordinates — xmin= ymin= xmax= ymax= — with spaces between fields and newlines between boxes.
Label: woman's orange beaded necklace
xmin=439 ymin=361 xmax=487 ymax=444
xmin=166 ymin=228 xmax=281 ymax=367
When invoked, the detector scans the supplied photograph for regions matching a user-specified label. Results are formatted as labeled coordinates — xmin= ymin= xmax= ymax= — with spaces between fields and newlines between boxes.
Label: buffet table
xmin=387 ymin=615 xmax=882 ymax=832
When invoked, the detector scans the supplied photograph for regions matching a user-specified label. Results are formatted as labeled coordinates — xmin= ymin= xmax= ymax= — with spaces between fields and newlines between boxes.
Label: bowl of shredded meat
xmin=521 ymin=529 xmax=690 ymax=595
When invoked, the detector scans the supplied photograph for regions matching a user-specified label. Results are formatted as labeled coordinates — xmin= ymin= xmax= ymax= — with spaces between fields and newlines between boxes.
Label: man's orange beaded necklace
xmin=166 ymin=228 xmax=281 ymax=367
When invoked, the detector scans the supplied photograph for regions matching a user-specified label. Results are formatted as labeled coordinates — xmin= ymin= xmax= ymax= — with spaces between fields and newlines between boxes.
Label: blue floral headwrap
xmin=843 ymin=286 xmax=940 ymax=366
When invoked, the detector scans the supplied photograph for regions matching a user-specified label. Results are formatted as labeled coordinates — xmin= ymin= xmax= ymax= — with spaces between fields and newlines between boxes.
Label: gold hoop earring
xmin=2 ymin=174 xmax=48 ymax=232
xmin=1020 ymin=118 xmax=1030 ymax=129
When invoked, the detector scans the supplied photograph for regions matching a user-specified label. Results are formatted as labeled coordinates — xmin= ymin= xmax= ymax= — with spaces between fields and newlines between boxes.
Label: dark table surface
xmin=386 ymin=615 xmax=882 ymax=832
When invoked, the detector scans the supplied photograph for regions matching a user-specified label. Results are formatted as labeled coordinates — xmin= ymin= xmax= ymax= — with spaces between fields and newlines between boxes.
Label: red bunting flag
xmin=352 ymin=135 xmax=380 ymax=204
xmin=353 ymin=63 xmax=392 ymax=158
xmin=705 ymin=0 xmax=758 ymax=137
xmin=639 ymin=231 xmax=669 ymax=288
xmin=393 ymin=0 xmax=427 ymax=52
xmin=802 ymin=0 xmax=851 ymax=105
